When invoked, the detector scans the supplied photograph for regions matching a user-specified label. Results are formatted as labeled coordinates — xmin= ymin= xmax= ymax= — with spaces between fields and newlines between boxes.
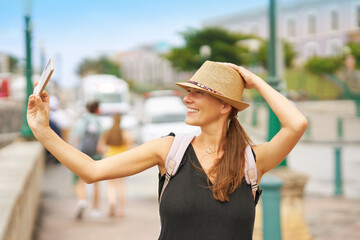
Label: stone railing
xmin=0 ymin=99 xmax=23 ymax=148
xmin=0 ymin=141 xmax=44 ymax=240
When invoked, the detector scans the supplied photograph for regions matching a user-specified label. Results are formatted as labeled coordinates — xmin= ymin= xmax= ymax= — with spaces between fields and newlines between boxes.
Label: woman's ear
xmin=220 ymin=103 xmax=232 ymax=115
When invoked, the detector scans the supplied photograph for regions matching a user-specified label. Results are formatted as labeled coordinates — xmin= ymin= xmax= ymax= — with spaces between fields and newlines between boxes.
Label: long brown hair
xmin=105 ymin=115 xmax=124 ymax=146
xmin=208 ymin=107 xmax=252 ymax=202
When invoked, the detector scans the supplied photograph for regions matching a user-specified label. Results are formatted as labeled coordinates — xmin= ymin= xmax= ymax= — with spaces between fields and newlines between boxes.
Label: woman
xmin=27 ymin=61 xmax=307 ymax=239
xmin=97 ymin=114 xmax=134 ymax=218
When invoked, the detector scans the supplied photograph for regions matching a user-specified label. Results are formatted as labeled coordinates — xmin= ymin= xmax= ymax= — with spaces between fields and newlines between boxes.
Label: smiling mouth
xmin=187 ymin=108 xmax=199 ymax=113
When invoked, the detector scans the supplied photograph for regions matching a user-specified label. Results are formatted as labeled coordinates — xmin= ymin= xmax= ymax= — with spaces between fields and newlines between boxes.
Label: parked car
xmin=142 ymin=90 xmax=184 ymax=99
xmin=140 ymin=95 xmax=200 ymax=143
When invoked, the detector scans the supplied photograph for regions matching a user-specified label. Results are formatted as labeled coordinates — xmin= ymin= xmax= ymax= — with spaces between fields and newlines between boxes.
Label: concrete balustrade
xmin=0 ymin=141 xmax=44 ymax=240
xmin=0 ymin=99 xmax=22 ymax=148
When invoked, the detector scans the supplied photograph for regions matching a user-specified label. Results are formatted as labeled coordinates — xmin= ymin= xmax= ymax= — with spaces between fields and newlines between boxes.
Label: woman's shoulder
xmin=153 ymin=134 xmax=175 ymax=155
xmin=143 ymin=134 xmax=175 ymax=173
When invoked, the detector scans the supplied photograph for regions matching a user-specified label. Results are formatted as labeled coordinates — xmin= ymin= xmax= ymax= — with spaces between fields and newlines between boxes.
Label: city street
xmin=2 ymin=1 xmax=360 ymax=239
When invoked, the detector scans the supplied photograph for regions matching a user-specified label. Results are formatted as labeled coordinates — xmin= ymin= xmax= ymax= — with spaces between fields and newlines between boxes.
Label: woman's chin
xmin=185 ymin=118 xmax=197 ymax=126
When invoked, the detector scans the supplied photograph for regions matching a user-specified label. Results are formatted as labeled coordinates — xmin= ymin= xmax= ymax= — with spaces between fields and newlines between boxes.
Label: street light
xmin=267 ymin=0 xmax=285 ymax=166
xmin=20 ymin=0 xmax=34 ymax=138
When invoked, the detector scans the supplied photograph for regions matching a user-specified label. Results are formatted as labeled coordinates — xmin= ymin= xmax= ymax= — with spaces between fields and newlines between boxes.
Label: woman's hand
xmin=222 ymin=63 xmax=262 ymax=89
xmin=27 ymin=90 xmax=50 ymax=137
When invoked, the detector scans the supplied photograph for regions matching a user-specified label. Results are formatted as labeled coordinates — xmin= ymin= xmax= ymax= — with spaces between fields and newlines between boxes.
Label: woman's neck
xmin=200 ymin=121 xmax=227 ymax=155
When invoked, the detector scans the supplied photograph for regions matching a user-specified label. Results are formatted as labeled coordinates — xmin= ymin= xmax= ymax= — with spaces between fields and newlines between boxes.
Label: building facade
xmin=204 ymin=0 xmax=360 ymax=64
xmin=0 ymin=54 xmax=9 ymax=73
xmin=115 ymin=45 xmax=189 ymax=86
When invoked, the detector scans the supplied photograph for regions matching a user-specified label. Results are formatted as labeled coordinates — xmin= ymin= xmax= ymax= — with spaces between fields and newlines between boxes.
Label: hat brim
xmin=176 ymin=82 xmax=249 ymax=111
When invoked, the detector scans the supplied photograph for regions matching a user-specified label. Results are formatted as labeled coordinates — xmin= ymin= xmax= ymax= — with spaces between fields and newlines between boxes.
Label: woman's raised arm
xmin=27 ymin=92 xmax=171 ymax=184
xmin=224 ymin=64 xmax=308 ymax=178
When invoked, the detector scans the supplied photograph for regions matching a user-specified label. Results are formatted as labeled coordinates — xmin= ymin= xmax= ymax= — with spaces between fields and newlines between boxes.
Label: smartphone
xmin=33 ymin=58 xmax=54 ymax=96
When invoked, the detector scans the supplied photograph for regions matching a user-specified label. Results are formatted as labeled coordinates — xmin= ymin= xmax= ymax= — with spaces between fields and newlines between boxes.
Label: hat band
xmin=187 ymin=80 xmax=223 ymax=96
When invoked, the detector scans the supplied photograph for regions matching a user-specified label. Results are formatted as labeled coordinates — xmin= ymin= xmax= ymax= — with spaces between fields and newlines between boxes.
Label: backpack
xmin=159 ymin=135 xmax=258 ymax=203
xmin=80 ymin=118 xmax=100 ymax=157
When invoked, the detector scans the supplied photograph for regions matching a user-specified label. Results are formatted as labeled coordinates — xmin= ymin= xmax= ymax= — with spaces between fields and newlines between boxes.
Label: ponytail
xmin=208 ymin=107 xmax=252 ymax=202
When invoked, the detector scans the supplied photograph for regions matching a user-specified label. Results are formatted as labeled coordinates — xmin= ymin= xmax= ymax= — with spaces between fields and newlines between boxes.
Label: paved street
xmin=35 ymin=163 xmax=161 ymax=240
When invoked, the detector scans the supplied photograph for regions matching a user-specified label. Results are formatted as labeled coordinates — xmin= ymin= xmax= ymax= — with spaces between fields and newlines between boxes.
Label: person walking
xmin=97 ymin=114 xmax=134 ymax=218
xmin=71 ymin=101 xmax=103 ymax=219
xmin=27 ymin=61 xmax=307 ymax=239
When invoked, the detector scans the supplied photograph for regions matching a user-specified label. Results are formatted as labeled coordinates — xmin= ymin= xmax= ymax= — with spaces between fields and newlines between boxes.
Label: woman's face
xmin=183 ymin=87 xmax=225 ymax=126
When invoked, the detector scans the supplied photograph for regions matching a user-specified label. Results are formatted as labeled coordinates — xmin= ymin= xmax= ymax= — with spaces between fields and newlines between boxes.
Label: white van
xmin=80 ymin=74 xmax=131 ymax=115
xmin=78 ymin=74 xmax=140 ymax=139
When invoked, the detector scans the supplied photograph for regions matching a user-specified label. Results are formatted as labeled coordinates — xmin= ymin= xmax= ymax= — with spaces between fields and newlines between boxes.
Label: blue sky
xmin=0 ymin=0 xmax=269 ymax=87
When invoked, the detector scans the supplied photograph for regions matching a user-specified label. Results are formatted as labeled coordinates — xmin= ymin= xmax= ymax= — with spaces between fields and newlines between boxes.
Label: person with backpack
xmin=71 ymin=101 xmax=103 ymax=219
xmin=27 ymin=61 xmax=307 ymax=239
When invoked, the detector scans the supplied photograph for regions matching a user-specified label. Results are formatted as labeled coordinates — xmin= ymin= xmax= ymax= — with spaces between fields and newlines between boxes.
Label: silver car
xmin=140 ymin=95 xmax=200 ymax=143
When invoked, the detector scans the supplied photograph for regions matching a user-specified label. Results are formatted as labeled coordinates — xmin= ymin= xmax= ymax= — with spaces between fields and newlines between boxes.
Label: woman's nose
xmin=183 ymin=92 xmax=191 ymax=104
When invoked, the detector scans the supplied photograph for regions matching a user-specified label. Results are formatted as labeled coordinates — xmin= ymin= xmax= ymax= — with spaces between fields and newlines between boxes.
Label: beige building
xmin=115 ymin=45 xmax=190 ymax=86
xmin=0 ymin=53 xmax=9 ymax=73
xmin=204 ymin=0 xmax=360 ymax=64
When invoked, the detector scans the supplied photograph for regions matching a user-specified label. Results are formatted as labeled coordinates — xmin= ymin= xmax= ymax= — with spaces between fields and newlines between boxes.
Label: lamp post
xmin=20 ymin=0 xmax=34 ymax=138
xmin=267 ymin=0 xmax=285 ymax=166
xmin=259 ymin=2 xmax=312 ymax=240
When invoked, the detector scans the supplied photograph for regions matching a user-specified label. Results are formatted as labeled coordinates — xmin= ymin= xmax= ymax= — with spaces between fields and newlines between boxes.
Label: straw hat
xmin=176 ymin=61 xmax=249 ymax=111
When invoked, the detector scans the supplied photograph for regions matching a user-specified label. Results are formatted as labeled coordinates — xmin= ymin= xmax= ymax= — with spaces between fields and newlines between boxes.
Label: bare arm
xmin=123 ymin=130 xmax=135 ymax=148
xmin=97 ymin=132 xmax=107 ymax=155
xmin=27 ymin=92 xmax=171 ymax=184
xmin=225 ymin=64 xmax=308 ymax=179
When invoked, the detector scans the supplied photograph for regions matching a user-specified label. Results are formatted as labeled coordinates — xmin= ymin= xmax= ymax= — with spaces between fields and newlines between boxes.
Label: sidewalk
xmin=35 ymin=161 xmax=360 ymax=240
xmin=35 ymin=163 xmax=161 ymax=240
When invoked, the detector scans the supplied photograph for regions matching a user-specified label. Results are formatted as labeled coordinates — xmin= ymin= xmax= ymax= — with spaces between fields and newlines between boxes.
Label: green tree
xmin=258 ymin=40 xmax=297 ymax=69
xmin=77 ymin=56 xmax=121 ymax=77
xmin=166 ymin=27 xmax=254 ymax=71
xmin=347 ymin=42 xmax=360 ymax=69
xmin=304 ymin=56 xmax=343 ymax=75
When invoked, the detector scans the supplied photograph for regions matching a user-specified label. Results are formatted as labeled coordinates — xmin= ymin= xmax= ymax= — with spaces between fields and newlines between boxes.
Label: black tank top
xmin=158 ymin=143 xmax=257 ymax=240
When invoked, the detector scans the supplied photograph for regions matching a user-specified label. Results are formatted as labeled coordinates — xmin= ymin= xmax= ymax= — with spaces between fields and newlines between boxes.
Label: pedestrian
xmin=27 ymin=61 xmax=307 ymax=239
xmin=71 ymin=101 xmax=103 ymax=220
xmin=97 ymin=114 xmax=134 ymax=218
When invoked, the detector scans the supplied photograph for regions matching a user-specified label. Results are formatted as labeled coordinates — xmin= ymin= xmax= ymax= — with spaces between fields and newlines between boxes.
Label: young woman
xmin=27 ymin=61 xmax=307 ymax=239
xmin=97 ymin=114 xmax=134 ymax=218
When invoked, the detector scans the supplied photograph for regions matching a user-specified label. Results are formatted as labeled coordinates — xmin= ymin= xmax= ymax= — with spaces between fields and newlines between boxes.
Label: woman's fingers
xmin=27 ymin=95 xmax=36 ymax=110
xmin=221 ymin=63 xmax=255 ymax=89
xmin=40 ymin=91 xmax=50 ymax=107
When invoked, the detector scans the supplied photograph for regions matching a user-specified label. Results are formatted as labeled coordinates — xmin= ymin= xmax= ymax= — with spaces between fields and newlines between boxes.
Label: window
xmin=287 ymin=18 xmax=296 ymax=37
xmin=308 ymin=14 xmax=316 ymax=34
xmin=327 ymin=39 xmax=342 ymax=56
xmin=331 ymin=9 xmax=339 ymax=30
xmin=305 ymin=42 xmax=319 ymax=58
xmin=331 ymin=43 xmax=341 ymax=55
